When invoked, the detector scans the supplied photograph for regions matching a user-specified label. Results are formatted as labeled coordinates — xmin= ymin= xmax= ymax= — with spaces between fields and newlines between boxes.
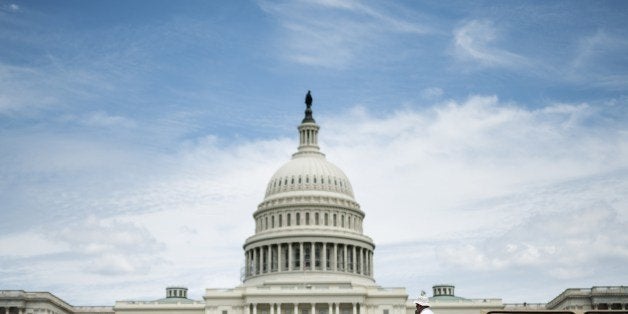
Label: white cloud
xmin=452 ymin=20 xmax=528 ymax=68
xmin=1 ymin=95 xmax=627 ymax=304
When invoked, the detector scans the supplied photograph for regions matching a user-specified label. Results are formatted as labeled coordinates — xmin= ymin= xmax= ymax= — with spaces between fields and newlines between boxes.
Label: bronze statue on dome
xmin=302 ymin=90 xmax=315 ymax=123
xmin=305 ymin=90 xmax=313 ymax=109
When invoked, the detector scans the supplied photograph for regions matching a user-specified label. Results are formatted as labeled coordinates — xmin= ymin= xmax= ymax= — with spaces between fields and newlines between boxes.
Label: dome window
xmin=284 ymin=178 xmax=288 ymax=185
xmin=306 ymin=176 xmax=309 ymax=183
xmin=291 ymin=178 xmax=294 ymax=184
xmin=298 ymin=177 xmax=302 ymax=183
xmin=313 ymin=176 xmax=317 ymax=183
xmin=321 ymin=178 xmax=324 ymax=184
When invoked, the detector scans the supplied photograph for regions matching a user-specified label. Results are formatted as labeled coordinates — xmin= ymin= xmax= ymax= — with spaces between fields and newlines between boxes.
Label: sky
xmin=1 ymin=0 xmax=628 ymax=307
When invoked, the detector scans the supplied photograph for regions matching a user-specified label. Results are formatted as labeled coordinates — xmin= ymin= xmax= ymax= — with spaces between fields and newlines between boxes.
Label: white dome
xmin=264 ymin=154 xmax=355 ymax=200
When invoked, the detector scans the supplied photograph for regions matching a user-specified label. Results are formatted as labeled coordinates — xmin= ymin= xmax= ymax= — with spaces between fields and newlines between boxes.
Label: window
xmin=287 ymin=213 xmax=291 ymax=226
xmin=299 ymin=176 xmax=302 ymax=183
xmin=271 ymin=245 xmax=278 ymax=271
xmin=223 ymin=311 xmax=228 ymax=314
xmin=333 ymin=214 xmax=337 ymax=226
xmin=325 ymin=213 xmax=328 ymax=225
xmin=306 ymin=176 xmax=309 ymax=183
xmin=315 ymin=243 xmax=322 ymax=269
xmin=279 ymin=214 xmax=283 ymax=227
xmin=296 ymin=213 xmax=301 ymax=225
xmin=265 ymin=217 xmax=268 ymax=230
xmin=325 ymin=245 xmax=332 ymax=269
xmin=292 ymin=243 xmax=300 ymax=268
xmin=262 ymin=248 xmax=268 ymax=272
xmin=337 ymin=245 xmax=345 ymax=270
xmin=315 ymin=212 xmax=319 ymax=225
xmin=304 ymin=243 xmax=311 ymax=269
xmin=341 ymin=215 xmax=345 ymax=227
xmin=314 ymin=176 xmax=317 ymax=183
xmin=272 ymin=215 xmax=275 ymax=228
xmin=305 ymin=212 xmax=310 ymax=225
xmin=384 ymin=310 xmax=389 ymax=314
xmin=347 ymin=245 xmax=353 ymax=271
xmin=282 ymin=244 xmax=289 ymax=269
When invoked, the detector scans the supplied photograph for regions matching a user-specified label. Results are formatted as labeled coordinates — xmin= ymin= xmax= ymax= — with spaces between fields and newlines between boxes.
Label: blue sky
xmin=1 ymin=0 xmax=628 ymax=306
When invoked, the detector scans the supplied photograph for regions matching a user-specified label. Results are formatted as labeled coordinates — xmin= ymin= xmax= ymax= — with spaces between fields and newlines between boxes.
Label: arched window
xmin=296 ymin=212 xmax=301 ymax=226
xmin=287 ymin=213 xmax=291 ymax=226
xmin=305 ymin=212 xmax=310 ymax=225
xmin=341 ymin=215 xmax=345 ymax=227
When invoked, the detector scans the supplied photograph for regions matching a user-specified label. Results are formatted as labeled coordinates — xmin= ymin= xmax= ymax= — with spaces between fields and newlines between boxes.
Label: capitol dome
xmin=263 ymin=152 xmax=355 ymax=201
xmin=242 ymin=92 xmax=374 ymax=287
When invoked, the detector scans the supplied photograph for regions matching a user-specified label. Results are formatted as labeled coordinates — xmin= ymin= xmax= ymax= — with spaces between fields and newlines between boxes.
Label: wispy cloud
xmin=452 ymin=20 xmax=529 ymax=69
xmin=567 ymin=30 xmax=628 ymax=89
xmin=259 ymin=0 xmax=430 ymax=68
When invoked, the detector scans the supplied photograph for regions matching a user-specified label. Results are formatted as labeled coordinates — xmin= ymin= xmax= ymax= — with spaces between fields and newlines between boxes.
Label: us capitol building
xmin=1 ymin=93 xmax=627 ymax=314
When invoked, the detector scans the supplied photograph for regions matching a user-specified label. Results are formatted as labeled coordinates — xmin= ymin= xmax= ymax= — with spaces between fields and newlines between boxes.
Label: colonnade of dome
xmin=244 ymin=242 xmax=373 ymax=278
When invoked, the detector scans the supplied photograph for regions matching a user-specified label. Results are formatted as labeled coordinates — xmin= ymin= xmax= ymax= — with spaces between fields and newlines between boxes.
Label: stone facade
xmin=0 ymin=291 xmax=112 ymax=314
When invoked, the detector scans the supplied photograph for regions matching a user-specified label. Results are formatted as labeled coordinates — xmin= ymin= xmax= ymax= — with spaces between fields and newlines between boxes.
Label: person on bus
xmin=414 ymin=291 xmax=434 ymax=314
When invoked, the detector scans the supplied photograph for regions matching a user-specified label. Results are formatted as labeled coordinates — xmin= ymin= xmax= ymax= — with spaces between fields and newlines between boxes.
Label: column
xmin=271 ymin=304 xmax=275 ymax=314
xmin=311 ymin=303 xmax=315 ymax=314
xmin=257 ymin=248 xmax=262 ymax=274
xmin=352 ymin=303 xmax=356 ymax=314
xmin=288 ymin=243 xmax=293 ymax=271
xmin=335 ymin=303 xmax=340 ymax=314
xmin=333 ymin=244 xmax=338 ymax=271
xmin=300 ymin=242 xmax=304 ymax=270
xmin=268 ymin=245 xmax=273 ymax=272
xmin=244 ymin=251 xmax=247 ymax=276
xmin=253 ymin=304 xmax=257 ymax=314
xmin=310 ymin=242 xmax=315 ymax=270
xmin=278 ymin=243 xmax=282 ymax=271
xmin=328 ymin=304 xmax=332 ymax=314
xmin=277 ymin=304 xmax=282 ymax=314
xmin=343 ymin=245 xmax=347 ymax=271
xmin=352 ymin=246 xmax=356 ymax=273
xmin=322 ymin=242 xmax=327 ymax=271
xmin=246 ymin=304 xmax=251 ymax=314
xmin=359 ymin=248 xmax=364 ymax=274
xmin=253 ymin=248 xmax=258 ymax=275
xmin=370 ymin=250 xmax=373 ymax=276
xmin=294 ymin=303 xmax=299 ymax=314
